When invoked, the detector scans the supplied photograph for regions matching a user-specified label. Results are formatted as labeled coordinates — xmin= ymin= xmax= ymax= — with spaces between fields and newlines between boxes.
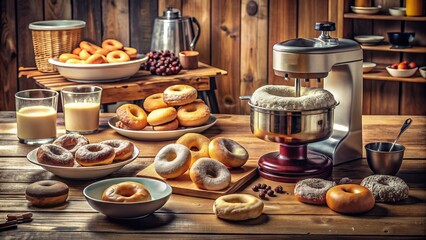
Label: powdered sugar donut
xmin=154 ymin=144 xmax=191 ymax=179
xmin=250 ymin=85 xmax=336 ymax=111
xmin=294 ymin=178 xmax=336 ymax=205
xmin=360 ymin=175 xmax=409 ymax=203
xmin=190 ymin=158 xmax=231 ymax=191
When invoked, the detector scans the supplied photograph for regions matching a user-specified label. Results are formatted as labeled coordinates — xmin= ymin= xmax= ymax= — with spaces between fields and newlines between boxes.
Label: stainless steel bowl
xmin=365 ymin=142 xmax=405 ymax=175
xmin=249 ymin=102 xmax=337 ymax=144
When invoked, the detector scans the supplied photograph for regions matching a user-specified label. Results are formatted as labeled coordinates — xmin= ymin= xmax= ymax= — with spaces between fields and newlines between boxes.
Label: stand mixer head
xmin=249 ymin=21 xmax=363 ymax=182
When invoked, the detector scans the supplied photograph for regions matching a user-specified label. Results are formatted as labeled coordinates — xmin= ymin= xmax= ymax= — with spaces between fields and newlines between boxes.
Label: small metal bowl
xmin=365 ymin=142 xmax=405 ymax=175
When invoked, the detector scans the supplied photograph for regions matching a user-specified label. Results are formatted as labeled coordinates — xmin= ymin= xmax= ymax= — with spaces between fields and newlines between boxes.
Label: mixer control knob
xmin=315 ymin=21 xmax=336 ymax=32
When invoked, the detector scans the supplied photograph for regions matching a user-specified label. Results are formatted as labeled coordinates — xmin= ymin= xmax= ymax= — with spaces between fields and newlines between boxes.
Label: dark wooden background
xmin=1 ymin=0 xmax=425 ymax=114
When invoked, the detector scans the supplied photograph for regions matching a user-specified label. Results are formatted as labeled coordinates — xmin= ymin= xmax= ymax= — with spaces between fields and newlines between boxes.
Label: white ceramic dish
xmin=363 ymin=62 xmax=377 ymax=73
xmin=389 ymin=7 xmax=406 ymax=16
xmin=386 ymin=66 xmax=418 ymax=78
xmin=420 ymin=66 xmax=426 ymax=78
xmin=48 ymin=55 xmax=147 ymax=83
xmin=108 ymin=115 xmax=217 ymax=141
xmin=27 ymin=146 xmax=139 ymax=180
xmin=351 ymin=6 xmax=381 ymax=14
xmin=84 ymin=177 xmax=172 ymax=219
xmin=354 ymin=35 xmax=384 ymax=45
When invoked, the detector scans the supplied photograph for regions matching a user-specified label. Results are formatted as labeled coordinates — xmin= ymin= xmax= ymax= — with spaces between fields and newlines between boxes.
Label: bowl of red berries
xmin=386 ymin=61 xmax=418 ymax=78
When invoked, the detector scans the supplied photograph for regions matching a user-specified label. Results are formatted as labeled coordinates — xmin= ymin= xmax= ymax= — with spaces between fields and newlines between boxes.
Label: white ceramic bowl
xmin=351 ymin=6 xmax=381 ymax=14
xmin=386 ymin=66 xmax=418 ymax=78
xmin=84 ymin=177 xmax=172 ymax=219
xmin=389 ymin=7 xmax=406 ymax=16
xmin=108 ymin=115 xmax=217 ymax=141
xmin=48 ymin=55 xmax=147 ymax=83
xmin=26 ymin=146 xmax=139 ymax=180
xmin=419 ymin=66 xmax=426 ymax=78
xmin=354 ymin=35 xmax=384 ymax=45
xmin=363 ymin=62 xmax=377 ymax=73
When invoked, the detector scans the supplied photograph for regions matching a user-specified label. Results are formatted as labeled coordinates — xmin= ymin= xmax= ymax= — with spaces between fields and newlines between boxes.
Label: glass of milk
xmin=61 ymin=86 xmax=102 ymax=134
xmin=15 ymin=89 xmax=59 ymax=145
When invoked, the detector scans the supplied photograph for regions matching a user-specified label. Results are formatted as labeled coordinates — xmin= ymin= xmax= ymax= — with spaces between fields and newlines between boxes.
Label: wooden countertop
xmin=0 ymin=112 xmax=425 ymax=239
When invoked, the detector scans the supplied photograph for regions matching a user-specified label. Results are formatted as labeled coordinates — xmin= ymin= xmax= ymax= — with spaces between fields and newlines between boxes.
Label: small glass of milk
xmin=15 ymin=89 xmax=59 ymax=145
xmin=61 ymin=86 xmax=102 ymax=135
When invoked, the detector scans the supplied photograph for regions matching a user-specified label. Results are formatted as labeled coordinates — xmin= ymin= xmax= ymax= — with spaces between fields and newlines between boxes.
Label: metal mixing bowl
xmin=249 ymin=102 xmax=337 ymax=144
xmin=365 ymin=142 xmax=405 ymax=175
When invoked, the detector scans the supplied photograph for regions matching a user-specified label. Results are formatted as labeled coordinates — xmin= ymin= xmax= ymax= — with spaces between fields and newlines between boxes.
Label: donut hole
xmin=61 ymin=139 xmax=77 ymax=150
xmin=50 ymin=147 xmax=64 ymax=156
xmin=87 ymin=145 xmax=102 ymax=153
xmin=40 ymin=182 xmax=54 ymax=187
xmin=116 ymin=188 xmax=135 ymax=197
xmin=185 ymin=106 xmax=197 ymax=113
xmin=310 ymin=183 xmax=325 ymax=189
xmin=206 ymin=169 xmax=217 ymax=178
xmin=130 ymin=108 xmax=141 ymax=117
xmin=224 ymin=198 xmax=245 ymax=204
xmin=166 ymin=152 xmax=177 ymax=161
xmin=190 ymin=146 xmax=200 ymax=152
xmin=170 ymin=87 xmax=181 ymax=92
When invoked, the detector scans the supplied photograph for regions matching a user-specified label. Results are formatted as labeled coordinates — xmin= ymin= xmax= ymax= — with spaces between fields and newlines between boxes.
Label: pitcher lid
xmin=163 ymin=8 xmax=181 ymax=19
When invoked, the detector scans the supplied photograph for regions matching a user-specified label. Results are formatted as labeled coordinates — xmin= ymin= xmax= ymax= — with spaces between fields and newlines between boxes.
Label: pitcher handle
xmin=190 ymin=17 xmax=201 ymax=51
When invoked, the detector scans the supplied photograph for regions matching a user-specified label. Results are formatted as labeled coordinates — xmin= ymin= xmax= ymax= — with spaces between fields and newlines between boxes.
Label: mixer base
xmin=258 ymin=144 xmax=332 ymax=183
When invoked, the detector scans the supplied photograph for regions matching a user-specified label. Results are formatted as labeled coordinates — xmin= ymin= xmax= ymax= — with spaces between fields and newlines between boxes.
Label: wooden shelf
xmin=363 ymin=67 xmax=425 ymax=83
xmin=344 ymin=13 xmax=426 ymax=21
xmin=361 ymin=44 xmax=426 ymax=53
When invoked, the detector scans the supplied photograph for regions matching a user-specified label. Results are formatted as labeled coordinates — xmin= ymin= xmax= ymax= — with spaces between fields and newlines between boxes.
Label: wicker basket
xmin=30 ymin=20 xmax=85 ymax=73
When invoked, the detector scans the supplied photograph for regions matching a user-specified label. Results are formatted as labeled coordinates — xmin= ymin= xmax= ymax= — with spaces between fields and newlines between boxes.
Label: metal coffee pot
xmin=150 ymin=8 xmax=201 ymax=54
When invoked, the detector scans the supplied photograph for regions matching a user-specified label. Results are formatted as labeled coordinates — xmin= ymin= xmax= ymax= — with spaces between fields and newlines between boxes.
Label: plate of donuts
xmin=26 ymin=145 xmax=139 ymax=180
xmin=108 ymin=115 xmax=217 ymax=141
xmin=48 ymin=55 xmax=148 ymax=83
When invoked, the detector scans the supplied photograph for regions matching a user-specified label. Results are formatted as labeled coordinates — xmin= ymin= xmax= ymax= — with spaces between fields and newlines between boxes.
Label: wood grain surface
xmin=0 ymin=112 xmax=425 ymax=238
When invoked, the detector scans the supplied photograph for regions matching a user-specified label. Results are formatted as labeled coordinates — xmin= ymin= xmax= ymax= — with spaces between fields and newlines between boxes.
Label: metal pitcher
xmin=150 ymin=8 xmax=201 ymax=54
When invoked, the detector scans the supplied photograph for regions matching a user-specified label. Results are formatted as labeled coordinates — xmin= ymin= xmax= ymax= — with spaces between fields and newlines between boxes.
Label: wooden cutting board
xmin=137 ymin=160 xmax=258 ymax=199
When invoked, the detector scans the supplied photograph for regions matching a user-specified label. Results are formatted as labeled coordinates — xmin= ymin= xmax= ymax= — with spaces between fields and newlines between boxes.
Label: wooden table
xmin=0 ymin=112 xmax=425 ymax=239
xmin=18 ymin=63 xmax=227 ymax=113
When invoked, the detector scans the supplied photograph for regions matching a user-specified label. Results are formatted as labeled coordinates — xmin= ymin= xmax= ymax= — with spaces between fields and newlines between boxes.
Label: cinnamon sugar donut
xmin=75 ymin=143 xmax=115 ymax=167
xmin=37 ymin=144 xmax=74 ymax=167
xmin=294 ymin=178 xmax=336 ymax=205
xmin=190 ymin=158 xmax=231 ymax=191
xmin=116 ymin=104 xmax=148 ymax=130
xmin=154 ymin=144 xmax=191 ymax=179
xmin=100 ymin=140 xmax=134 ymax=161
xmin=251 ymin=85 xmax=337 ymax=111
xmin=53 ymin=134 xmax=89 ymax=155
xmin=360 ymin=175 xmax=409 ymax=203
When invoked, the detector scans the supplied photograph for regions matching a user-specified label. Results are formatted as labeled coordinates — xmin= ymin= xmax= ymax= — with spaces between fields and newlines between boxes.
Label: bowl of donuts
xmin=108 ymin=84 xmax=217 ymax=141
xmin=83 ymin=177 xmax=172 ymax=219
xmin=26 ymin=134 xmax=139 ymax=180
xmin=48 ymin=39 xmax=147 ymax=83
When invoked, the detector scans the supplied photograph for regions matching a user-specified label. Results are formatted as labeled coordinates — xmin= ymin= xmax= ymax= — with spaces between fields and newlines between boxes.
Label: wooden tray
xmin=137 ymin=160 xmax=258 ymax=199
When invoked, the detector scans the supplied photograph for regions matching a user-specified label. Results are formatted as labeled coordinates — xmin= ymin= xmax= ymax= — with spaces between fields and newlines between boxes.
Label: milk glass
xmin=61 ymin=86 xmax=102 ymax=134
xmin=15 ymin=89 xmax=58 ymax=145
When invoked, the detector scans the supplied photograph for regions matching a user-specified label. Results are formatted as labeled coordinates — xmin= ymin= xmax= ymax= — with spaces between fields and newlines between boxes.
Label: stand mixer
xmin=249 ymin=22 xmax=363 ymax=182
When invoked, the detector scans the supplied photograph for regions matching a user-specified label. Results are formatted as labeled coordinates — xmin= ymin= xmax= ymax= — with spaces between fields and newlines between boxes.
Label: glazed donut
xmin=190 ymin=158 xmax=231 ymax=191
xmin=100 ymin=140 xmax=134 ymax=161
xmin=85 ymin=53 xmax=104 ymax=64
xmin=59 ymin=53 xmax=81 ymax=63
xmin=25 ymin=180 xmax=69 ymax=207
xmin=65 ymin=59 xmax=85 ymax=64
xmin=251 ymin=85 xmax=337 ymax=111
xmin=208 ymin=137 xmax=249 ymax=168
xmin=326 ymin=184 xmax=375 ymax=214
xmin=37 ymin=144 xmax=74 ymax=167
xmin=177 ymin=100 xmax=211 ymax=127
xmin=75 ymin=143 xmax=115 ymax=167
xmin=80 ymin=41 xmax=101 ymax=54
xmin=294 ymin=178 xmax=336 ymax=205
xmin=213 ymin=194 xmax=264 ymax=221
xmin=143 ymin=93 xmax=169 ymax=112
xmin=116 ymin=104 xmax=148 ymax=130
xmin=102 ymin=39 xmax=124 ymax=51
xmin=147 ymin=107 xmax=177 ymax=126
xmin=154 ymin=144 xmax=191 ymax=179
xmin=177 ymin=133 xmax=210 ymax=166
xmin=53 ymin=134 xmax=89 ymax=156
xmin=153 ymin=119 xmax=179 ymax=131
xmin=106 ymin=50 xmax=130 ymax=63
xmin=72 ymin=47 xmax=82 ymax=55
xmin=102 ymin=181 xmax=151 ymax=203
xmin=163 ymin=85 xmax=197 ymax=106
xmin=360 ymin=175 xmax=409 ymax=203
xmin=79 ymin=49 xmax=92 ymax=60
xmin=94 ymin=48 xmax=110 ymax=56
xmin=124 ymin=47 xmax=138 ymax=58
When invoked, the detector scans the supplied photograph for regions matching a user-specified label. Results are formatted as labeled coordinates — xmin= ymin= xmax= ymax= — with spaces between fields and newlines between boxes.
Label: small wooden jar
xmin=179 ymin=51 xmax=199 ymax=70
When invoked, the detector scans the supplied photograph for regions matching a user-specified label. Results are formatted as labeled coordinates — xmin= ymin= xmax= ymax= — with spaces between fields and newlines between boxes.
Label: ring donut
xmin=80 ymin=41 xmax=101 ymax=54
xmin=72 ymin=47 xmax=82 ymax=55
xmin=177 ymin=100 xmax=211 ymax=127
xmin=153 ymin=118 xmax=179 ymax=131
xmin=102 ymin=181 xmax=151 ymax=203
xmin=326 ymin=184 xmax=375 ymax=214
xmin=102 ymin=39 xmax=124 ymax=51
xmin=360 ymin=175 xmax=409 ymax=203
xmin=251 ymin=85 xmax=337 ymax=111
xmin=59 ymin=53 xmax=81 ymax=63
xmin=163 ymin=85 xmax=197 ymax=106
xmin=143 ymin=93 xmax=169 ymax=112
xmin=65 ymin=59 xmax=85 ymax=64
xmin=85 ymin=53 xmax=104 ymax=64
xmin=208 ymin=137 xmax=249 ymax=168
xmin=25 ymin=180 xmax=69 ymax=207
xmin=116 ymin=104 xmax=148 ymax=130
xmin=294 ymin=178 xmax=336 ymax=205
xmin=94 ymin=48 xmax=110 ymax=56
xmin=37 ymin=144 xmax=74 ymax=167
xmin=190 ymin=158 xmax=231 ymax=190
xmin=154 ymin=143 xmax=191 ymax=179
xmin=147 ymin=107 xmax=177 ymax=126
xmin=100 ymin=140 xmax=134 ymax=161
xmin=213 ymin=194 xmax=264 ymax=221
xmin=79 ymin=49 xmax=92 ymax=60
xmin=124 ymin=47 xmax=137 ymax=58
xmin=75 ymin=143 xmax=116 ymax=167
xmin=53 ymin=134 xmax=89 ymax=156
xmin=177 ymin=133 xmax=210 ymax=166
xmin=106 ymin=50 xmax=130 ymax=63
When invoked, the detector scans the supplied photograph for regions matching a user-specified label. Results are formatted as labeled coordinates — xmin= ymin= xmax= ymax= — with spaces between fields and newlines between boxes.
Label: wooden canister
xmin=406 ymin=0 xmax=424 ymax=16
xmin=354 ymin=0 xmax=371 ymax=7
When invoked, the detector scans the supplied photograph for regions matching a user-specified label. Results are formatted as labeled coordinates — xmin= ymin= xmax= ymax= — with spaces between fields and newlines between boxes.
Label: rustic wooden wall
xmin=1 ymin=0 xmax=424 ymax=115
